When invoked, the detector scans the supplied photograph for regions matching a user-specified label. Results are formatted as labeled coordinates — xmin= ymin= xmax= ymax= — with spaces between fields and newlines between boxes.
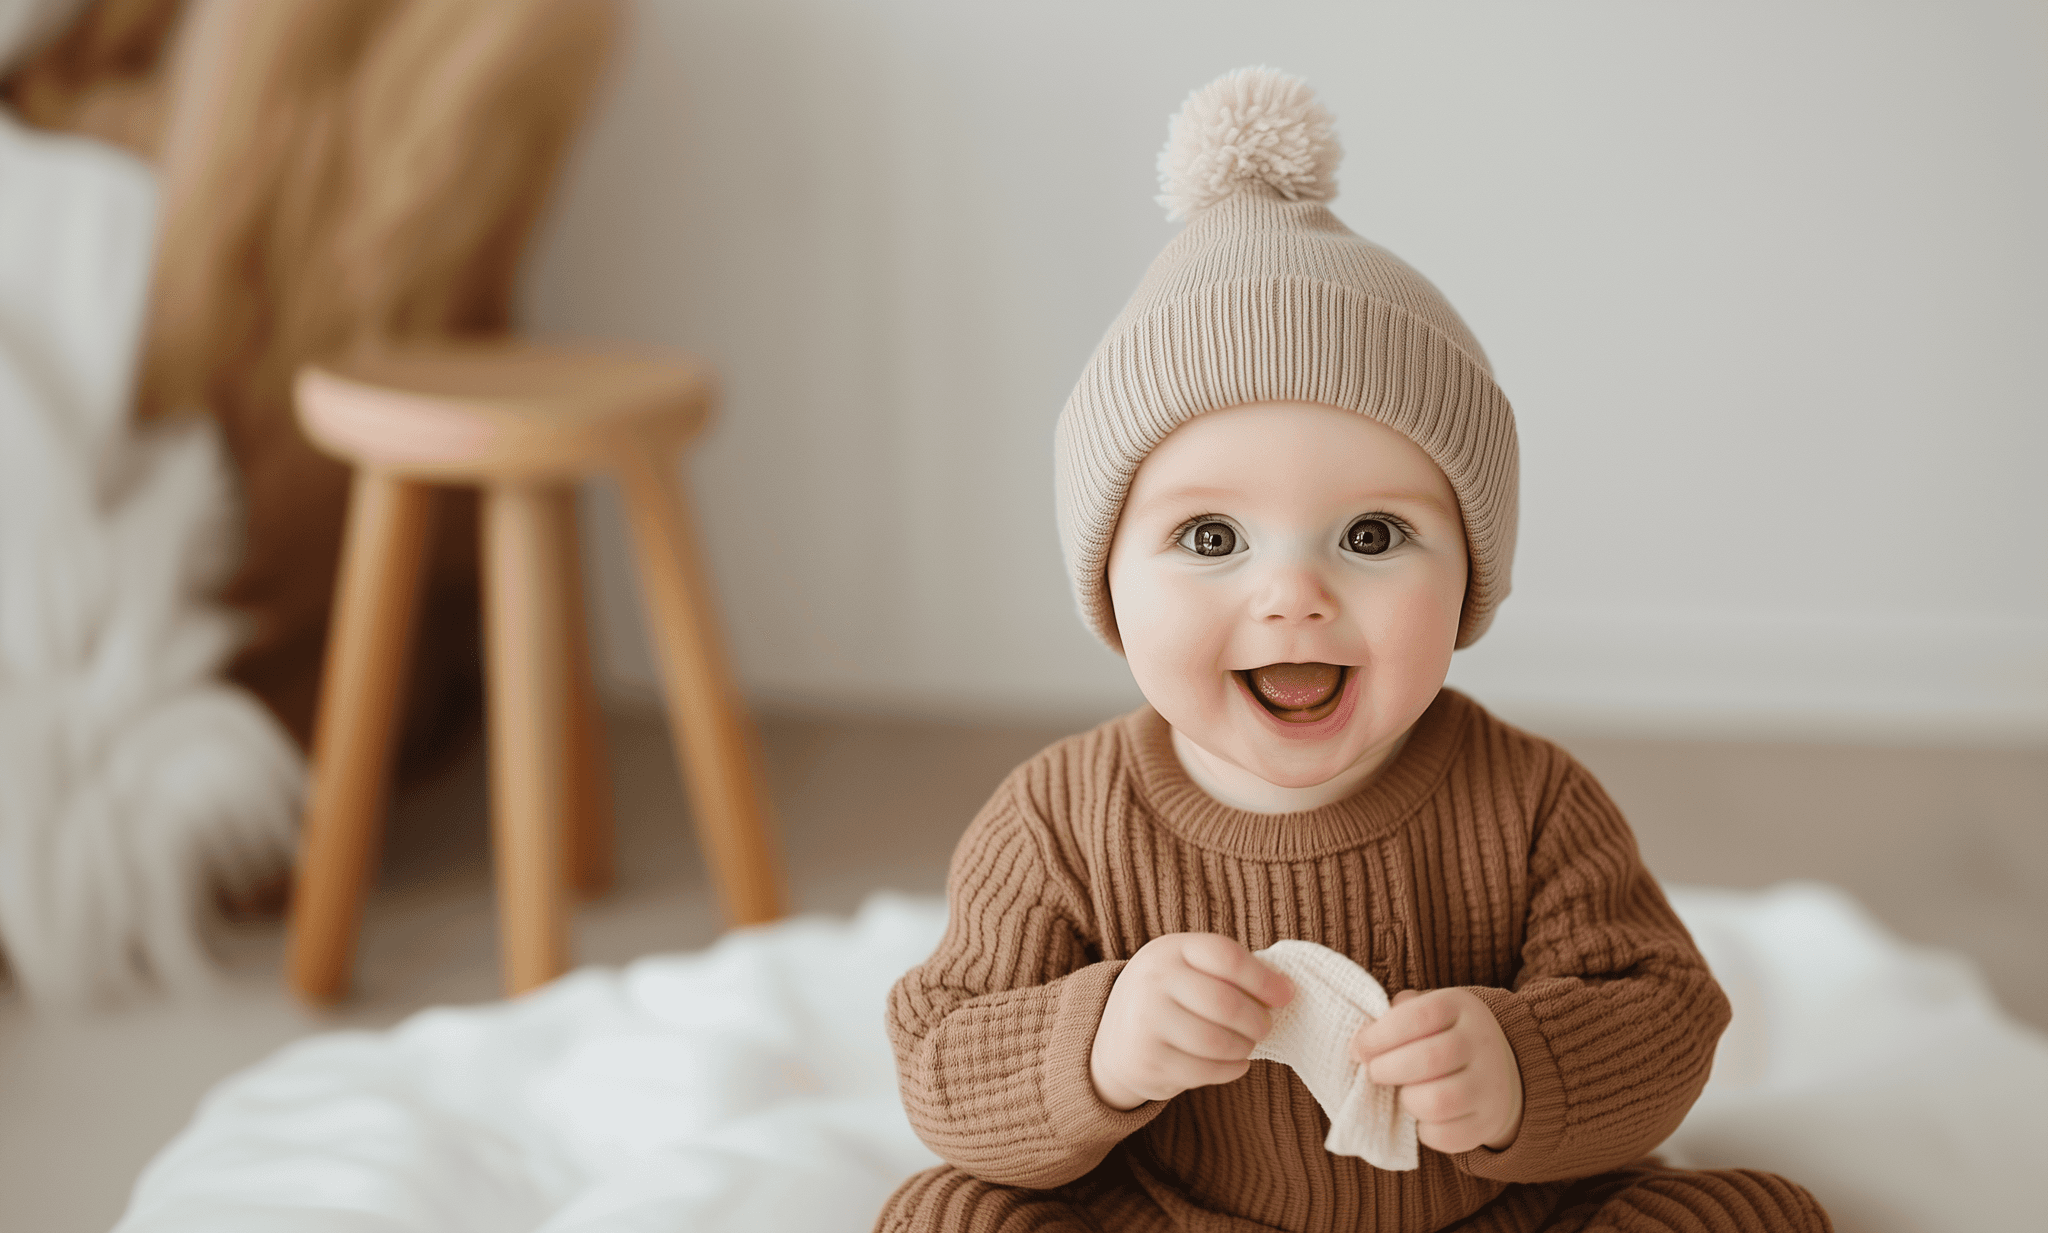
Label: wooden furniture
xmin=6 ymin=0 xmax=620 ymax=766
xmin=287 ymin=340 xmax=784 ymax=1002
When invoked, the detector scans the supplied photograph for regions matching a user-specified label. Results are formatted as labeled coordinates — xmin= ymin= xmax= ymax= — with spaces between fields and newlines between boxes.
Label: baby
xmin=877 ymin=69 xmax=1830 ymax=1233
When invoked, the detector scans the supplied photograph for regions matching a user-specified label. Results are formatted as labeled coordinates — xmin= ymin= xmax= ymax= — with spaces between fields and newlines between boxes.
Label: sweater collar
xmin=1122 ymin=688 xmax=1472 ymax=861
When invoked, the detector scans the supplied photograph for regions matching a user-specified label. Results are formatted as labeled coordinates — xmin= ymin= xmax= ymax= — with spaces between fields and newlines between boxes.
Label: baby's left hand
xmin=1350 ymin=988 xmax=1523 ymax=1154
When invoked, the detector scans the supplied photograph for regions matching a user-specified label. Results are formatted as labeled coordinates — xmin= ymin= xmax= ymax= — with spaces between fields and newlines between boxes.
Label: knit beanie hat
xmin=1054 ymin=66 xmax=1518 ymax=651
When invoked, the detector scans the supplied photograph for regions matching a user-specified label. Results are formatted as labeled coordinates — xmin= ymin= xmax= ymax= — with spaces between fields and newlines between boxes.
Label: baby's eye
xmin=1344 ymin=516 xmax=1405 ymax=556
xmin=1178 ymin=520 xmax=1240 ymax=557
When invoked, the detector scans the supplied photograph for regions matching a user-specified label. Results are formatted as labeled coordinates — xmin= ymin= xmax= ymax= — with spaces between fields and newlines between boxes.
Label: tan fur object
xmin=5 ymin=0 xmax=615 ymax=759
xmin=0 ymin=0 xmax=179 ymax=155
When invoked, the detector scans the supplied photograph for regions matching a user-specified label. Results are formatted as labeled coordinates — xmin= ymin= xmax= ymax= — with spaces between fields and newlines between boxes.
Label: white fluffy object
xmin=117 ymin=896 xmax=951 ymax=1233
xmin=114 ymin=886 xmax=2048 ymax=1233
xmin=1248 ymin=939 xmax=1419 ymax=1171
xmin=1155 ymin=66 xmax=1341 ymax=223
xmin=0 ymin=110 xmax=303 ymax=1007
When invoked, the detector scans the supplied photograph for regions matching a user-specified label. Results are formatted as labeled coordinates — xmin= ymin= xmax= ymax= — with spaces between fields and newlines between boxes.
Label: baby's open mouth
xmin=1240 ymin=662 xmax=1348 ymax=723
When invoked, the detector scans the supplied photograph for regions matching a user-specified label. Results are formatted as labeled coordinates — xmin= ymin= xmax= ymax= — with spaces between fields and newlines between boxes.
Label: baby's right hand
xmin=1089 ymin=933 xmax=1294 ymax=1111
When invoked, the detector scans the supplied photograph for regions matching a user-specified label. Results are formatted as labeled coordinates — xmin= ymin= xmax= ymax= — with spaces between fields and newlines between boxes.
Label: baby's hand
xmin=1090 ymin=934 xmax=1294 ymax=1111
xmin=1352 ymin=988 xmax=1524 ymax=1154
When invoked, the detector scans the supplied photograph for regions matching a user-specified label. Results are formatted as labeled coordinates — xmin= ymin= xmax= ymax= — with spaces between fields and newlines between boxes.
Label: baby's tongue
xmin=1247 ymin=662 xmax=1343 ymax=711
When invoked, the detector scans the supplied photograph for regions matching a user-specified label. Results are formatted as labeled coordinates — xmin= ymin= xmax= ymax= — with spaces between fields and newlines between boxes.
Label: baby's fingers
xmin=1108 ymin=1038 xmax=1252 ymax=1105
xmin=1353 ymin=988 xmax=1461 ymax=1060
xmin=1178 ymin=934 xmax=1295 ymax=1010
xmin=1362 ymin=1028 xmax=1470 ymax=1087
xmin=1169 ymin=968 xmax=1276 ymax=1046
xmin=1156 ymin=1000 xmax=1259 ymax=1062
xmin=1411 ymin=1108 xmax=1495 ymax=1155
xmin=1398 ymin=1073 xmax=1483 ymax=1126
xmin=1153 ymin=1045 xmax=1254 ymax=1096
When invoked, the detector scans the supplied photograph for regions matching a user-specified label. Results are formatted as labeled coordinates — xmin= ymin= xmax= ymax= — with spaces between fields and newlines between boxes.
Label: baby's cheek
xmin=1119 ymin=576 xmax=1229 ymax=670
xmin=1117 ymin=588 xmax=1239 ymax=735
xmin=1359 ymin=576 xmax=1460 ymax=683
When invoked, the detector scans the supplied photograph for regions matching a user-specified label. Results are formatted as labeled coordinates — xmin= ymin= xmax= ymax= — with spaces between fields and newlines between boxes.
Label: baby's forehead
xmin=1126 ymin=401 xmax=1456 ymax=510
xmin=1145 ymin=399 xmax=1416 ymax=452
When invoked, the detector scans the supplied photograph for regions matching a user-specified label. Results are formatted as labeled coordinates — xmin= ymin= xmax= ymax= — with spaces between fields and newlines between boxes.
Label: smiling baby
xmin=876 ymin=68 xmax=1831 ymax=1233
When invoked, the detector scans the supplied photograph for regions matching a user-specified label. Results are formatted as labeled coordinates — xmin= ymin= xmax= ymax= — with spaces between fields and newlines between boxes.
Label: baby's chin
xmin=1203 ymin=704 xmax=1386 ymax=788
xmin=1220 ymin=736 xmax=1377 ymax=789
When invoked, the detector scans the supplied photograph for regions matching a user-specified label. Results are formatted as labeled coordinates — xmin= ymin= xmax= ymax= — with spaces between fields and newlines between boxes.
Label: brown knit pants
xmin=1512 ymin=1161 xmax=1833 ymax=1233
xmin=875 ymin=1160 xmax=1833 ymax=1233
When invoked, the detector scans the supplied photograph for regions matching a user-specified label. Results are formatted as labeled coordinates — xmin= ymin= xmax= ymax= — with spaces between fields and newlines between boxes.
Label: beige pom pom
xmin=1156 ymin=66 xmax=1341 ymax=222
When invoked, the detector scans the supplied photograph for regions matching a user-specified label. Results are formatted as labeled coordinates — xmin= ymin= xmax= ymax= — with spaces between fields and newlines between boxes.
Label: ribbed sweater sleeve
xmin=886 ymin=781 xmax=1164 ymax=1187
xmin=1456 ymin=764 xmax=1729 ymax=1184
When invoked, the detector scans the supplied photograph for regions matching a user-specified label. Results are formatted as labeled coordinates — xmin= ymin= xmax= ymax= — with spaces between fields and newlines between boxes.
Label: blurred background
xmin=0 ymin=1 xmax=2042 ymax=1230
xmin=531 ymin=0 xmax=2047 ymax=741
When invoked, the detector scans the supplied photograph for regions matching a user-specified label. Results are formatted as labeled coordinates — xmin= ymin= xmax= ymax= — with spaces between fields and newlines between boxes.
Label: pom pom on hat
xmin=1156 ymin=66 xmax=1341 ymax=222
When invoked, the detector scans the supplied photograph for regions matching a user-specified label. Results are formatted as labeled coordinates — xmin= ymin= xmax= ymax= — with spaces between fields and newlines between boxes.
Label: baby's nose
xmin=1253 ymin=565 xmax=1337 ymax=623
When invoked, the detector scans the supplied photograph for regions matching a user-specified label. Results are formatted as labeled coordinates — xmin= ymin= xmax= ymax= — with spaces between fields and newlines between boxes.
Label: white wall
xmin=521 ymin=0 xmax=2048 ymax=742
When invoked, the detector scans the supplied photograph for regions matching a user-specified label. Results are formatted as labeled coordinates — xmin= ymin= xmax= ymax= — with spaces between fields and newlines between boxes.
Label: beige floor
xmin=1 ymin=706 xmax=2042 ymax=1233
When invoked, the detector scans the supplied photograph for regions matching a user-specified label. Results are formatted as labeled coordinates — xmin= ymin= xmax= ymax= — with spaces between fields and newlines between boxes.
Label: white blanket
xmin=0 ymin=109 xmax=303 ymax=1006
xmin=115 ymin=884 xmax=2048 ymax=1233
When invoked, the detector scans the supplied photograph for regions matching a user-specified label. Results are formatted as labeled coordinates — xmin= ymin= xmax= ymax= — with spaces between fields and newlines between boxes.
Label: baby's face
xmin=1106 ymin=401 xmax=1467 ymax=791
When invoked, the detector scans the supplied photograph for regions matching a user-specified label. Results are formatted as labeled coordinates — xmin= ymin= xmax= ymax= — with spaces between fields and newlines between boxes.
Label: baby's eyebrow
xmin=1124 ymin=485 xmax=1244 ymax=520
xmin=1127 ymin=485 xmax=1458 ymax=519
xmin=1367 ymin=491 xmax=1460 ymax=518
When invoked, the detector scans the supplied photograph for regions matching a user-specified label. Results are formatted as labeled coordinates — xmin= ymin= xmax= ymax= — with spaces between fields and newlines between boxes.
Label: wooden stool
xmin=285 ymin=340 xmax=784 ymax=1003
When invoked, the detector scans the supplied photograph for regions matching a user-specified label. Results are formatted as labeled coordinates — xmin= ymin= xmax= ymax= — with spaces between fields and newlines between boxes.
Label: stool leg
xmin=288 ymin=469 xmax=436 ymax=1004
xmin=551 ymin=485 xmax=614 ymax=898
xmin=614 ymin=448 xmax=785 ymax=926
xmin=482 ymin=482 xmax=576 ymax=994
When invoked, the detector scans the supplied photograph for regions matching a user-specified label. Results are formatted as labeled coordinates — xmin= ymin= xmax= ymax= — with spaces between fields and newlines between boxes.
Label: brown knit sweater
xmin=882 ymin=689 xmax=1736 ymax=1232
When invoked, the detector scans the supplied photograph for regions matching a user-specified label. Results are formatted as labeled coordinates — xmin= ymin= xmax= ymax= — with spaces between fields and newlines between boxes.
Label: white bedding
xmin=115 ymin=884 xmax=2048 ymax=1233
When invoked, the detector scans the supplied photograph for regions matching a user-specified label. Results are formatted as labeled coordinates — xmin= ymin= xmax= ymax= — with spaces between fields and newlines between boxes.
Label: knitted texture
xmin=1155 ymin=66 xmax=1340 ymax=222
xmin=1055 ymin=68 xmax=1518 ymax=651
xmin=879 ymin=690 xmax=1830 ymax=1233
xmin=1249 ymin=940 xmax=1418 ymax=1171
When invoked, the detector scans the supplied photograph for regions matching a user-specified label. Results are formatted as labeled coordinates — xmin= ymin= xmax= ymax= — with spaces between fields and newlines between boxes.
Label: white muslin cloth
xmin=1248 ymin=939 xmax=1420 ymax=1171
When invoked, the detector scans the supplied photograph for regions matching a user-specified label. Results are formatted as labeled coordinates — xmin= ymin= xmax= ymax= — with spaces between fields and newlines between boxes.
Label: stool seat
xmin=297 ymin=342 xmax=716 ymax=481
xmin=286 ymin=339 xmax=783 ymax=1003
